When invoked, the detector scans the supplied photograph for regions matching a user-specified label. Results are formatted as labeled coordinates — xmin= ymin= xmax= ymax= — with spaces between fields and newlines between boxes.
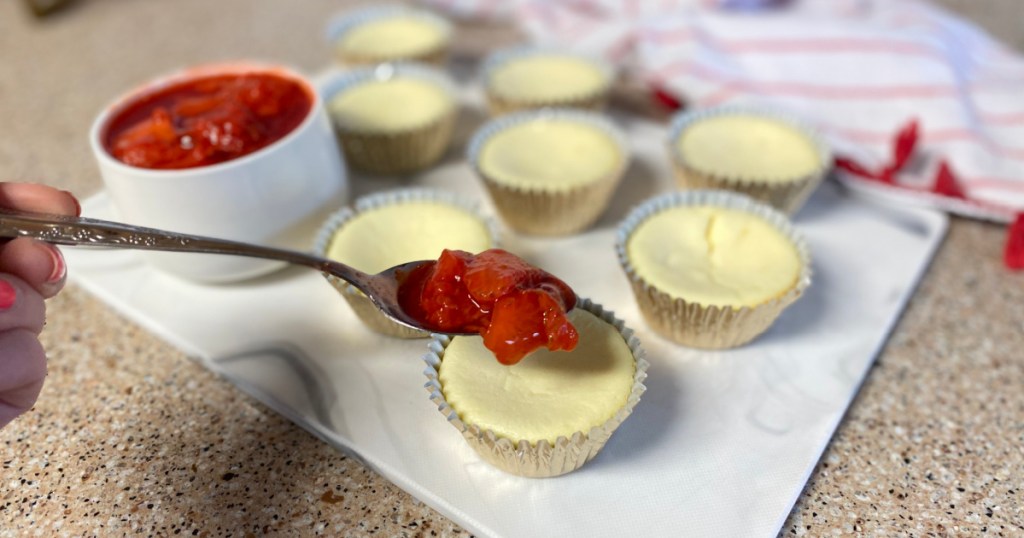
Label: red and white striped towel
xmin=424 ymin=0 xmax=1024 ymax=268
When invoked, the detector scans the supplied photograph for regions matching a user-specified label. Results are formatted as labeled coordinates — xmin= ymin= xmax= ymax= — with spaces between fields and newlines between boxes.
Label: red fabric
xmin=931 ymin=160 xmax=967 ymax=198
xmin=886 ymin=119 xmax=919 ymax=179
xmin=835 ymin=118 xmax=920 ymax=184
xmin=835 ymin=156 xmax=890 ymax=183
xmin=836 ymin=119 xmax=1024 ymax=270
xmin=651 ymin=85 xmax=683 ymax=111
xmin=1005 ymin=213 xmax=1024 ymax=270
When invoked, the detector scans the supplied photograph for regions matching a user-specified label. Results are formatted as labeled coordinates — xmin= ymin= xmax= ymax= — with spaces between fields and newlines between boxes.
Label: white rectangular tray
xmin=67 ymin=110 xmax=946 ymax=537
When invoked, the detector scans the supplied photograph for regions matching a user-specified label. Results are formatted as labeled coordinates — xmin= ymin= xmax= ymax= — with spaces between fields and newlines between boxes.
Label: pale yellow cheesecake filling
xmin=478 ymin=119 xmax=622 ymax=191
xmin=489 ymin=55 xmax=607 ymax=102
xmin=336 ymin=17 xmax=446 ymax=59
xmin=627 ymin=206 xmax=801 ymax=308
xmin=677 ymin=115 xmax=821 ymax=182
xmin=328 ymin=78 xmax=452 ymax=132
xmin=439 ymin=309 xmax=635 ymax=445
xmin=326 ymin=202 xmax=492 ymax=274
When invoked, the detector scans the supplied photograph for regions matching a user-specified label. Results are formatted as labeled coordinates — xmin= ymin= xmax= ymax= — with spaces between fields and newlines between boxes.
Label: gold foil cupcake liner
xmin=312 ymin=187 xmax=500 ymax=339
xmin=336 ymin=113 xmax=456 ymax=175
xmin=322 ymin=63 xmax=458 ymax=175
xmin=325 ymin=6 xmax=452 ymax=67
xmin=667 ymin=106 xmax=832 ymax=214
xmin=422 ymin=297 xmax=649 ymax=478
xmin=615 ymin=190 xmax=813 ymax=349
xmin=467 ymin=108 xmax=630 ymax=236
xmin=481 ymin=45 xmax=615 ymax=116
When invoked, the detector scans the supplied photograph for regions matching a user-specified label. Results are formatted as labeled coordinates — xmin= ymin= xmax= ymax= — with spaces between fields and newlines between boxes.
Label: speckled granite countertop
xmin=2 ymin=1 xmax=1022 ymax=536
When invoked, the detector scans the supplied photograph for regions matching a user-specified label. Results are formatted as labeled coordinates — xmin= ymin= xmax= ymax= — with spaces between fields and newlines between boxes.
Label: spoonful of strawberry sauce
xmin=398 ymin=249 xmax=578 ymax=365
xmin=0 ymin=210 xmax=577 ymax=364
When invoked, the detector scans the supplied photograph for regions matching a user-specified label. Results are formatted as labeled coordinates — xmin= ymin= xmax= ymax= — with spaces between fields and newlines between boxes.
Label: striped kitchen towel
xmin=424 ymin=0 xmax=1024 ymax=268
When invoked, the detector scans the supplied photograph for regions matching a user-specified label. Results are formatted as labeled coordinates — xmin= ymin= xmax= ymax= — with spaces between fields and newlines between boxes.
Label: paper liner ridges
xmin=667 ymin=106 xmax=832 ymax=214
xmin=422 ymin=298 xmax=649 ymax=478
xmin=467 ymin=108 xmax=629 ymax=236
xmin=615 ymin=189 xmax=812 ymax=349
xmin=323 ymin=63 xmax=457 ymax=175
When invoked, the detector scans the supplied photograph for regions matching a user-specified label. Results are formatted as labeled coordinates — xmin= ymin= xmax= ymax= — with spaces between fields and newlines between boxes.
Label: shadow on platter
xmin=582 ymin=352 xmax=682 ymax=471
xmin=753 ymin=259 xmax=831 ymax=346
xmin=212 ymin=341 xmax=340 ymax=432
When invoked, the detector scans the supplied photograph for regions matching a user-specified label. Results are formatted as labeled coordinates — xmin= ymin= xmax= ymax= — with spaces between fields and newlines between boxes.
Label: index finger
xmin=0 ymin=183 xmax=80 ymax=217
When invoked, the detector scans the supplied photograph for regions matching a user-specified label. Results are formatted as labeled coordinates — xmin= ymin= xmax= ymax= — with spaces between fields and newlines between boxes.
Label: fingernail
xmin=0 ymin=278 xmax=15 ymax=310
xmin=41 ymin=242 xmax=66 ymax=283
xmin=63 ymin=190 xmax=81 ymax=216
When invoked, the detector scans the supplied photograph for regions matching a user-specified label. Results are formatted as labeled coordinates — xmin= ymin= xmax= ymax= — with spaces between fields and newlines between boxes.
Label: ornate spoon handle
xmin=0 ymin=209 xmax=453 ymax=335
xmin=0 ymin=209 xmax=365 ymax=285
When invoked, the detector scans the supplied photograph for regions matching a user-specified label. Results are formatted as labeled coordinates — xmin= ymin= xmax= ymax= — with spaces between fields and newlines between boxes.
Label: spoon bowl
xmin=0 ymin=209 xmax=469 ymax=335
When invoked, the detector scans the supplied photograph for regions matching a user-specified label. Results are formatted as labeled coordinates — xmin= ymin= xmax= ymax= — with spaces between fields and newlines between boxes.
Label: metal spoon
xmin=0 ymin=209 xmax=459 ymax=335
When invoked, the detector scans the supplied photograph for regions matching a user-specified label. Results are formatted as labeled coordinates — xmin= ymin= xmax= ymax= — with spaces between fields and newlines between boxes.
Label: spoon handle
xmin=0 ymin=209 xmax=362 ymax=283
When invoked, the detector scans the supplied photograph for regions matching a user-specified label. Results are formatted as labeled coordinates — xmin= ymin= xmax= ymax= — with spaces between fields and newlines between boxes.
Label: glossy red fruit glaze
xmin=399 ymin=249 xmax=578 ymax=364
xmin=104 ymin=72 xmax=312 ymax=170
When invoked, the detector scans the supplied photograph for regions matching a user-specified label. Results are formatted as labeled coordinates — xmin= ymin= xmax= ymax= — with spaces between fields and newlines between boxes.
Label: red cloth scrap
xmin=835 ymin=118 xmax=1020 ymax=270
xmin=835 ymin=119 xmax=919 ymax=184
xmin=932 ymin=160 xmax=966 ymax=199
xmin=1005 ymin=213 xmax=1024 ymax=270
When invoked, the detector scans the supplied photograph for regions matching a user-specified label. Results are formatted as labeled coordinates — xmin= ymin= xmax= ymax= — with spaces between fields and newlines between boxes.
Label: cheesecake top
xmin=336 ymin=16 xmax=446 ymax=60
xmin=438 ymin=308 xmax=636 ymax=445
xmin=326 ymin=201 xmax=492 ymax=274
xmin=478 ymin=118 xmax=622 ymax=191
xmin=489 ymin=54 xmax=608 ymax=102
xmin=676 ymin=114 xmax=822 ymax=182
xmin=626 ymin=205 xmax=802 ymax=307
xmin=328 ymin=78 xmax=452 ymax=132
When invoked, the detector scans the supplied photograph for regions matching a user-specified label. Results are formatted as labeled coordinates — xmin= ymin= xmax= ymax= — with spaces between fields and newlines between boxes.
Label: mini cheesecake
xmin=328 ymin=77 xmax=452 ymax=133
xmin=668 ymin=107 xmax=831 ymax=214
xmin=469 ymin=109 xmax=628 ymax=235
xmin=324 ymin=64 xmax=457 ymax=174
xmin=329 ymin=6 xmax=451 ymax=66
xmin=424 ymin=298 xmax=649 ymax=477
xmin=617 ymin=190 xmax=811 ymax=349
xmin=627 ymin=205 xmax=801 ymax=308
xmin=483 ymin=47 xmax=613 ymax=115
xmin=314 ymin=189 xmax=497 ymax=338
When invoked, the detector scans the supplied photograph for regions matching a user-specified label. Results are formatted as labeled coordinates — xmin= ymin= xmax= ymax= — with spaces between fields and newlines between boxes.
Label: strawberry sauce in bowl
xmin=89 ymin=62 xmax=348 ymax=283
xmin=104 ymin=72 xmax=313 ymax=170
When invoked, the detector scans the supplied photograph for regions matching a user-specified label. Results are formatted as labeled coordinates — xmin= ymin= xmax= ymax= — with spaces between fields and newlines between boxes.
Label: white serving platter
xmin=66 ymin=74 xmax=947 ymax=537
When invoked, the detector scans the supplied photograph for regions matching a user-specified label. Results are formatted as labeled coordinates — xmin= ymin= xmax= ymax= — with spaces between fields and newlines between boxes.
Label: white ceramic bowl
xmin=90 ymin=61 xmax=349 ymax=283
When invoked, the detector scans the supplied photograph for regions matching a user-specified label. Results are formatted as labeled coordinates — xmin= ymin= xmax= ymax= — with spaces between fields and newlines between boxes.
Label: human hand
xmin=0 ymin=183 xmax=80 ymax=429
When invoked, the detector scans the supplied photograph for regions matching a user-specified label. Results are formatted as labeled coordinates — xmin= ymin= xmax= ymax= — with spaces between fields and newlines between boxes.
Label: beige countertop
xmin=2 ymin=0 xmax=1023 ymax=536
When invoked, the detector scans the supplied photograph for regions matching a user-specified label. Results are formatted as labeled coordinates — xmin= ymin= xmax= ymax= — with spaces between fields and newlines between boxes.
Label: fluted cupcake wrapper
xmin=322 ymin=63 xmax=458 ymax=175
xmin=486 ymin=91 xmax=609 ymax=117
xmin=336 ymin=112 xmax=456 ymax=175
xmin=336 ymin=48 xmax=449 ymax=69
xmin=422 ymin=297 xmax=649 ymax=478
xmin=667 ymin=106 xmax=832 ymax=215
xmin=326 ymin=5 xmax=452 ymax=67
xmin=481 ymin=45 xmax=614 ymax=116
xmin=467 ymin=108 xmax=630 ymax=236
xmin=312 ymin=187 xmax=500 ymax=339
xmin=615 ymin=190 xmax=813 ymax=349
